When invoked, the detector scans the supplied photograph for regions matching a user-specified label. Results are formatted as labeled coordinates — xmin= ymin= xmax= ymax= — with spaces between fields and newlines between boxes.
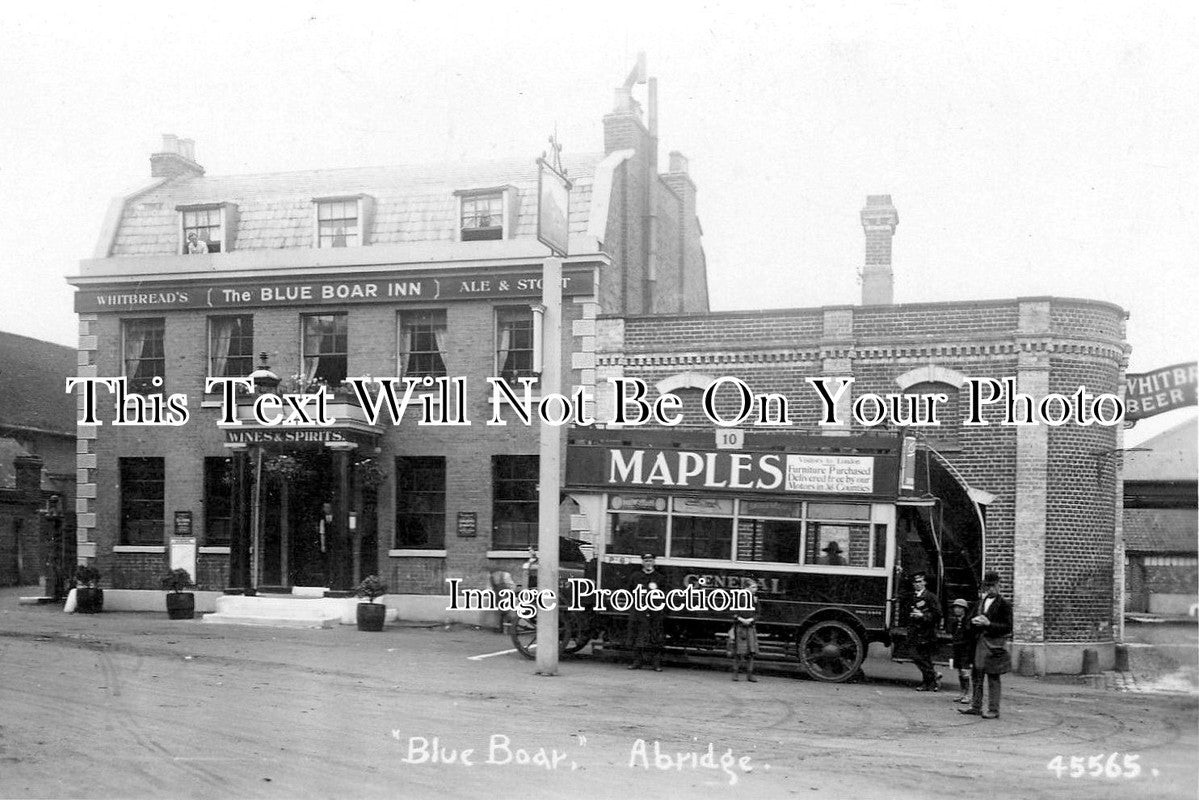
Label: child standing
xmin=946 ymin=598 xmax=973 ymax=703
xmin=729 ymin=583 xmax=760 ymax=682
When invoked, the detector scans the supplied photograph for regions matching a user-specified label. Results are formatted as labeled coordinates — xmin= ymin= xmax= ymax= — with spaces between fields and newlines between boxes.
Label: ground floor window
xmin=203 ymin=457 xmax=233 ymax=546
xmin=395 ymin=456 xmax=446 ymax=549
xmin=120 ymin=457 xmax=164 ymax=545
xmin=492 ymin=455 xmax=538 ymax=549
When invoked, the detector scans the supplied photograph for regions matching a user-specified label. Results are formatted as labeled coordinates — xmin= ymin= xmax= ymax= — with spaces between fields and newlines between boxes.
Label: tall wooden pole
xmin=535 ymin=256 xmax=563 ymax=675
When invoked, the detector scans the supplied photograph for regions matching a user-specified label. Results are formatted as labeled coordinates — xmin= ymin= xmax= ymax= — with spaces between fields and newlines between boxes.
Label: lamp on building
xmin=40 ymin=495 xmax=63 ymax=519
xmin=248 ymin=352 xmax=281 ymax=394
xmin=530 ymin=303 xmax=546 ymax=376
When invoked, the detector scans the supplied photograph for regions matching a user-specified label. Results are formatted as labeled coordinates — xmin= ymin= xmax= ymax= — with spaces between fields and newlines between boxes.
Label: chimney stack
xmin=150 ymin=133 xmax=205 ymax=179
xmin=860 ymin=194 xmax=898 ymax=305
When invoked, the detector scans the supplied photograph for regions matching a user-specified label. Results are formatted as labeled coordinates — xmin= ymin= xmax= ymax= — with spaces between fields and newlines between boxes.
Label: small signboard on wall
xmin=170 ymin=511 xmax=197 ymax=578
xmin=456 ymin=512 xmax=478 ymax=538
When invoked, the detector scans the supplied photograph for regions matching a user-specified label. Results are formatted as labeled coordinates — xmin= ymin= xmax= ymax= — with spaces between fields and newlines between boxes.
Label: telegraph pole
xmin=535 ymin=255 xmax=563 ymax=676
xmin=534 ymin=139 xmax=570 ymax=676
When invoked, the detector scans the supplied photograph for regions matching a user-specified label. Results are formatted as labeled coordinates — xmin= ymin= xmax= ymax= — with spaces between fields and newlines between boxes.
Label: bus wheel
xmin=799 ymin=620 xmax=865 ymax=683
xmin=510 ymin=615 xmax=586 ymax=659
xmin=510 ymin=616 xmax=537 ymax=660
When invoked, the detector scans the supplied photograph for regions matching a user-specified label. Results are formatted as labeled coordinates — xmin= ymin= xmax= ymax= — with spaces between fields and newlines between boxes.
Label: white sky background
xmin=0 ymin=1 xmax=1195 ymax=443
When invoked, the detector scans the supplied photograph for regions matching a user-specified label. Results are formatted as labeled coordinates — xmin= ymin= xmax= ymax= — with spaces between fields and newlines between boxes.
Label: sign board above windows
xmin=567 ymin=444 xmax=898 ymax=499
xmin=74 ymin=268 xmax=595 ymax=313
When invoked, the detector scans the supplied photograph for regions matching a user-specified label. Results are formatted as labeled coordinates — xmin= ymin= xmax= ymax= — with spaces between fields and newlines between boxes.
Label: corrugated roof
xmin=111 ymin=154 xmax=602 ymax=256
xmin=0 ymin=331 xmax=77 ymax=437
xmin=1125 ymin=508 xmax=1198 ymax=553
xmin=1124 ymin=418 xmax=1197 ymax=482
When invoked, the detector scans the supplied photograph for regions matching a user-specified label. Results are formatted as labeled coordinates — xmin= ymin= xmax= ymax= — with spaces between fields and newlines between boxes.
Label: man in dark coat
xmin=958 ymin=570 xmax=1013 ymax=720
xmin=907 ymin=571 xmax=942 ymax=691
xmin=627 ymin=553 xmax=669 ymax=671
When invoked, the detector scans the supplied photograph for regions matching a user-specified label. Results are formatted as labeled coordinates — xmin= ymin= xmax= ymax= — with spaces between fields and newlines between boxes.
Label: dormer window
xmin=177 ymin=202 xmax=238 ymax=254
xmin=313 ymin=194 xmax=373 ymax=248
xmin=455 ymin=186 xmax=517 ymax=241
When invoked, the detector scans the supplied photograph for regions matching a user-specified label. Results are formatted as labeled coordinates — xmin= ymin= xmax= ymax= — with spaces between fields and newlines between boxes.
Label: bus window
xmin=608 ymin=513 xmax=666 ymax=556
xmin=736 ymin=518 xmax=801 ymax=563
xmin=670 ymin=515 xmax=733 ymax=559
xmin=805 ymin=521 xmax=871 ymax=567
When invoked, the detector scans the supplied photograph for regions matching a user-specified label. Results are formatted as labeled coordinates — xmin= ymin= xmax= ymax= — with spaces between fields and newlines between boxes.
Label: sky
xmin=0 ymin=1 xmax=1195 ymax=444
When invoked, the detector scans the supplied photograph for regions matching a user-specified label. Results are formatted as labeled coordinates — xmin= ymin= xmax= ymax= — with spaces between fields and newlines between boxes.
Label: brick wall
xmin=87 ymin=285 xmax=592 ymax=596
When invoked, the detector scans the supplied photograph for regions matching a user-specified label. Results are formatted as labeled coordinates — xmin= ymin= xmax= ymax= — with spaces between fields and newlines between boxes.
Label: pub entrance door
xmin=258 ymin=450 xmax=336 ymax=588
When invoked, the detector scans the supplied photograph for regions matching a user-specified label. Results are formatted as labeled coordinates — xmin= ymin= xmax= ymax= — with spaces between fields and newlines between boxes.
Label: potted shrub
xmin=355 ymin=574 xmax=389 ymax=631
xmin=75 ymin=565 xmax=103 ymax=614
xmin=161 ymin=568 xmax=196 ymax=620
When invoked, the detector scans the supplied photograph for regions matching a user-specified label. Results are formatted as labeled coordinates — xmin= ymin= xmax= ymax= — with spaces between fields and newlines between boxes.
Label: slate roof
xmin=1124 ymin=418 xmax=1197 ymax=482
xmin=111 ymin=154 xmax=602 ymax=256
xmin=1124 ymin=508 xmax=1198 ymax=553
xmin=0 ymin=331 xmax=77 ymax=437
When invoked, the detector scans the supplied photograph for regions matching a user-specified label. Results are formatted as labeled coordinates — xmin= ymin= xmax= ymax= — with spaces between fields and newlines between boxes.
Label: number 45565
xmin=1047 ymin=753 xmax=1141 ymax=779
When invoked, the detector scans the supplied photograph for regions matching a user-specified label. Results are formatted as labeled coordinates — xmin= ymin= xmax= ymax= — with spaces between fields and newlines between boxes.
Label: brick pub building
xmin=67 ymin=67 xmax=707 ymax=618
xmin=69 ymin=67 xmax=1128 ymax=673
xmin=590 ymin=196 xmax=1128 ymax=674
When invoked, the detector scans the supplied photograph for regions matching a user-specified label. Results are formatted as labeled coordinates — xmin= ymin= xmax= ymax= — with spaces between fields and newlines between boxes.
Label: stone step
xmin=202 ymin=593 xmax=397 ymax=629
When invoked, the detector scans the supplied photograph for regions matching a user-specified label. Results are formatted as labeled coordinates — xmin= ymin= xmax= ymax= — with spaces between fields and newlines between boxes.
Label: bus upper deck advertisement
xmin=565 ymin=430 xmax=902 ymax=501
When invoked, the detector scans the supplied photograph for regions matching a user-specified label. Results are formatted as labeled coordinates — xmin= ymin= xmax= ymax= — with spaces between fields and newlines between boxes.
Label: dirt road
xmin=0 ymin=600 xmax=1195 ymax=800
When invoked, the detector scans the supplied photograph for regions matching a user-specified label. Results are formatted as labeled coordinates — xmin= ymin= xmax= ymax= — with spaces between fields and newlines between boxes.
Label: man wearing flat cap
xmin=907 ymin=571 xmax=942 ymax=692
xmin=626 ymin=553 xmax=669 ymax=671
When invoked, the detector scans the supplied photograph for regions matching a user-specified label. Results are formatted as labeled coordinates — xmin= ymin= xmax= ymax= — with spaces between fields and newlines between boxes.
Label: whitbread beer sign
xmin=1125 ymin=362 xmax=1197 ymax=421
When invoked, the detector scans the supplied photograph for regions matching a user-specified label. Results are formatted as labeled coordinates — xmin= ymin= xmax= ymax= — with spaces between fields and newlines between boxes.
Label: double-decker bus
xmin=512 ymin=428 xmax=986 ymax=683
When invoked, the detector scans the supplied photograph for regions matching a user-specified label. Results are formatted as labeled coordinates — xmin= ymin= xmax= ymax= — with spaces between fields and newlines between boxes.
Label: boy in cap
xmin=946 ymin=598 xmax=973 ymax=703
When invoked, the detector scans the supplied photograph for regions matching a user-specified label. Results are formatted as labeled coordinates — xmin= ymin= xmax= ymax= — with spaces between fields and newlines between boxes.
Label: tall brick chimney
xmin=860 ymin=194 xmax=898 ymax=305
xmin=150 ymin=134 xmax=205 ymax=179
xmin=603 ymin=87 xmax=652 ymax=156
xmin=661 ymin=152 xmax=698 ymax=312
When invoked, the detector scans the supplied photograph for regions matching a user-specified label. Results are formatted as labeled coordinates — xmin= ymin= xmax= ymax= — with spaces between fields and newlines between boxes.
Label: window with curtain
xmin=182 ymin=207 xmax=223 ymax=253
xmin=492 ymin=455 xmax=538 ymax=549
xmin=495 ymin=307 xmax=534 ymax=383
xmin=395 ymin=457 xmax=446 ymax=549
xmin=301 ymin=313 xmax=348 ymax=385
xmin=397 ymin=310 xmax=447 ymax=379
xmin=208 ymin=315 xmax=254 ymax=378
xmin=123 ymin=318 xmax=165 ymax=394
xmin=120 ymin=457 xmax=165 ymax=545
xmin=316 ymin=199 xmax=359 ymax=248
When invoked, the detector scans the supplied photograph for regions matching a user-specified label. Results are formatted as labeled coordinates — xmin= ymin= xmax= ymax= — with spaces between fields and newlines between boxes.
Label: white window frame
xmin=454 ymin=186 xmax=517 ymax=242
xmin=396 ymin=308 xmax=449 ymax=381
xmin=177 ymin=202 xmax=236 ymax=254
xmin=312 ymin=194 xmax=372 ymax=248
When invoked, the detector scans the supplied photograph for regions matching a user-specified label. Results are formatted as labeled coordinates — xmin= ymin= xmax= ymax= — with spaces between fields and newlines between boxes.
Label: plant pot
xmin=357 ymin=602 xmax=386 ymax=632
xmin=76 ymin=587 xmax=104 ymax=614
xmin=166 ymin=592 xmax=196 ymax=620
